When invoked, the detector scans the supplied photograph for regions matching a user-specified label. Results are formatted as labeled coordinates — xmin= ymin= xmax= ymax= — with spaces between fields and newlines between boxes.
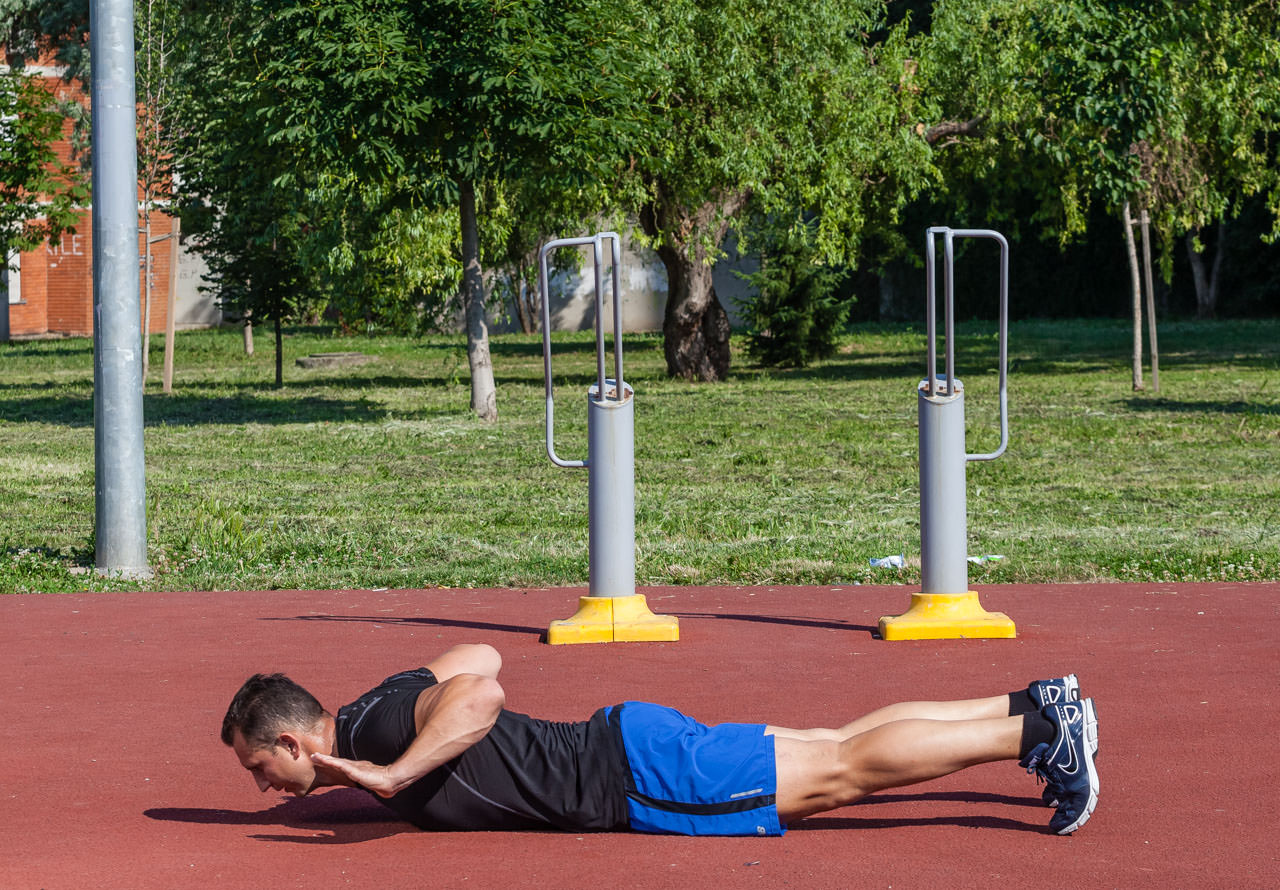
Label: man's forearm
xmin=384 ymin=673 xmax=505 ymax=791
xmin=313 ymin=673 xmax=506 ymax=797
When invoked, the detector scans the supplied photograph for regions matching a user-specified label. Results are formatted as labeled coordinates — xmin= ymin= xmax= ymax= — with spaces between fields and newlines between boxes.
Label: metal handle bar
xmin=539 ymin=232 xmax=625 ymax=468
xmin=924 ymin=227 xmax=1009 ymax=462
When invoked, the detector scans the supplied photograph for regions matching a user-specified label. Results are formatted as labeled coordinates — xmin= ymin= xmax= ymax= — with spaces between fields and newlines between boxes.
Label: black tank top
xmin=335 ymin=668 xmax=628 ymax=831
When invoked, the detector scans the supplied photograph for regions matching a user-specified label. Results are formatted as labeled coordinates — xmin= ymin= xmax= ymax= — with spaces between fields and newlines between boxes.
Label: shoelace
xmin=1022 ymin=750 xmax=1065 ymax=795
xmin=1022 ymin=753 xmax=1047 ymax=786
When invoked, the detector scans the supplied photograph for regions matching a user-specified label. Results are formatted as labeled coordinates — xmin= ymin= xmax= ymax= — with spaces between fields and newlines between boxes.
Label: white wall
xmin=490 ymin=228 xmax=756 ymax=334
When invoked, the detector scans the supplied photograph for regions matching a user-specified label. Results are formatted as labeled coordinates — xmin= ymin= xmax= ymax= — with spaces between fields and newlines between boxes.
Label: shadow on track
xmin=259 ymin=614 xmax=547 ymax=637
xmin=145 ymin=788 xmax=412 ymax=845
xmin=790 ymin=790 xmax=1048 ymax=834
xmin=673 ymin=611 xmax=879 ymax=636
xmin=261 ymin=611 xmax=879 ymax=637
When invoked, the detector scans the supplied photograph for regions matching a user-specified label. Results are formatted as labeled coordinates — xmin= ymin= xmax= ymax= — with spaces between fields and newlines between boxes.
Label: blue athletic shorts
xmin=604 ymin=702 xmax=785 ymax=836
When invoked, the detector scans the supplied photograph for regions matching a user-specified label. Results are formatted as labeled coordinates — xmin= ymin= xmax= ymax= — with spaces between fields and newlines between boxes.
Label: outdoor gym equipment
xmin=539 ymin=233 xmax=679 ymax=645
xmin=879 ymin=227 xmax=1016 ymax=640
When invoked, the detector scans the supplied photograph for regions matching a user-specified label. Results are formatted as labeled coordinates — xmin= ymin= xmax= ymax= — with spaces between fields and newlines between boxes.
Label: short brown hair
xmin=221 ymin=673 xmax=326 ymax=749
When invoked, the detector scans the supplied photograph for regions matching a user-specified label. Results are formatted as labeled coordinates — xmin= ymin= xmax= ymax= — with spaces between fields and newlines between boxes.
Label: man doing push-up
xmin=222 ymin=643 xmax=1099 ymax=836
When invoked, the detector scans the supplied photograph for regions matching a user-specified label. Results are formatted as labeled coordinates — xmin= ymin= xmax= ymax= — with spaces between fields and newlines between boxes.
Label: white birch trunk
xmin=162 ymin=215 xmax=180 ymax=394
xmin=142 ymin=214 xmax=153 ymax=381
xmin=1123 ymin=200 xmax=1144 ymax=391
xmin=459 ymin=180 xmax=498 ymax=422
xmin=1139 ymin=208 xmax=1158 ymax=392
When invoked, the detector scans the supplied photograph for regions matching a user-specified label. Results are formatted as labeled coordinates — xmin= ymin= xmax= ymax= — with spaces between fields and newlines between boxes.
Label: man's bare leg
xmin=766 ymin=694 xmax=1013 ymax=742
xmin=772 ymin=714 xmax=1023 ymax=822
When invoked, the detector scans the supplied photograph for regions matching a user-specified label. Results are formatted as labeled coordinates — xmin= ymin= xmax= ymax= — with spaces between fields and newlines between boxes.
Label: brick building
xmin=3 ymin=62 xmax=216 ymax=339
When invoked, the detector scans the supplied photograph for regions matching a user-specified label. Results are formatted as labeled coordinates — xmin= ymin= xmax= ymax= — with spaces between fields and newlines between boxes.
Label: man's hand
xmin=311 ymin=752 xmax=409 ymax=798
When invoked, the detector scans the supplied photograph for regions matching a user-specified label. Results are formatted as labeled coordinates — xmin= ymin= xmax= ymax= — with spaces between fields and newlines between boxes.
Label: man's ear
xmin=276 ymin=732 xmax=303 ymax=759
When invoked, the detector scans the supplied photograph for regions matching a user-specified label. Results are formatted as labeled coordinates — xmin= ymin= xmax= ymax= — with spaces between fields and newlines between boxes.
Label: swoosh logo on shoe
xmin=1055 ymin=704 xmax=1082 ymax=776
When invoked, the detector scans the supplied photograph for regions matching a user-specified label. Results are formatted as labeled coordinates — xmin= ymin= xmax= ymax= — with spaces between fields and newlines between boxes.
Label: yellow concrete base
xmin=548 ymin=594 xmax=680 ymax=645
xmin=878 ymin=592 xmax=1016 ymax=641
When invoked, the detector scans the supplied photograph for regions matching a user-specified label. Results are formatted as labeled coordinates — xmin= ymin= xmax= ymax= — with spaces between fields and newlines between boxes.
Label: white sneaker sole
xmin=1055 ymin=698 xmax=1100 ymax=835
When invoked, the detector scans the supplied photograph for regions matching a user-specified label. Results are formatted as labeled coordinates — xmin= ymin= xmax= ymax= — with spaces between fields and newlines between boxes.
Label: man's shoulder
xmin=335 ymin=668 xmax=438 ymax=760
xmin=342 ymin=667 xmax=438 ymax=707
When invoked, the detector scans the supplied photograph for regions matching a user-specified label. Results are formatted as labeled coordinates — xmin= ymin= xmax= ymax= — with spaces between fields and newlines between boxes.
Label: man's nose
xmin=255 ymin=774 xmax=271 ymax=792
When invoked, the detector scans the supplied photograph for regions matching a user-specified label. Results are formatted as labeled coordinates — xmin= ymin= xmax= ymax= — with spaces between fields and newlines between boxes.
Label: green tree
xmin=621 ymin=0 xmax=930 ymax=380
xmin=136 ymin=0 xmax=193 ymax=384
xmin=177 ymin=3 xmax=324 ymax=387
xmin=0 ymin=68 xmax=86 ymax=340
xmin=914 ymin=0 xmax=1280 ymax=382
xmin=1 ymin=2 xmax=89 ymax=75
xmin=742 ymin=216 xmax=851 ymax=368
xmin=231 ymin=0 xmax=636 ymax=421
xmin=300 ymin=178 xmax=462 ymax=335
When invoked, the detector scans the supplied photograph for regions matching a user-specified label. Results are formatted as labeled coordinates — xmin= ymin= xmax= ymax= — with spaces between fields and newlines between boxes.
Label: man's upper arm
xmin=424 ymin=643 xmax=502 ymax=683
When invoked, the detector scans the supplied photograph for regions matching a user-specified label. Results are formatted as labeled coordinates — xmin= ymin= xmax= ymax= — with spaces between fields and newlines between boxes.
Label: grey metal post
xmin=919 ymin=227 xmax=1008 ymax=595
xmin=540 ymin=233 xmax=633 ymax=597
xmin=91 ymin=0 xmax=150 ymax=578
xmin=1 ymin=265 xmax=10 ymax=343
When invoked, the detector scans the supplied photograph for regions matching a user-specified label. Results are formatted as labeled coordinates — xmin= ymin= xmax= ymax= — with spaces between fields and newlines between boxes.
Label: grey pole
xmin=91 ymin=0 xmax=150 ymax=578
xmin=1 ymin=266 xmax=10 ymax=343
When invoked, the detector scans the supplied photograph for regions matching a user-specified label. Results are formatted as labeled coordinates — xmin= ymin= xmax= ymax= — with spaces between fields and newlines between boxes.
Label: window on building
xmin=4 ymin=251 xmax=19 ymax=304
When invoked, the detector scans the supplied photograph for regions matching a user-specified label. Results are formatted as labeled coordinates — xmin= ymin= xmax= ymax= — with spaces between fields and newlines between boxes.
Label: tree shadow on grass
xmin=1 ymin=391 xmax=467 ymax=428
xmin=0 ymin=341 xmax=90 ymax=359
xmin=490 ymin=338 xmax=658 ymax=359
xmin=1125 ymin=397 xmax=1280 ymax=416
xmin=145 ymin=788 xmax=412 ymax=845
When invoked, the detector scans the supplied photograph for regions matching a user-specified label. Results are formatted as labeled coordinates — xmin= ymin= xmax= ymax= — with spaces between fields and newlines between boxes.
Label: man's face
xmin=231 ymin=728 xmax=319 ymax=797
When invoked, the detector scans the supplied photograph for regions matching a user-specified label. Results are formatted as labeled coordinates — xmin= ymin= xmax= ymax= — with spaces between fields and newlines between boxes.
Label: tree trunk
xmin=0 ymin=266 xmax=9 ymax=343
xmin=162 ymin=215 xmax=180 ymax=394
xmin=640 ymin=189 xmax=749 ymax=381
xmin=1187 ymin=222 xmax=1226 ymax=319
xmin=1139 ymin=208 xmax=1159 ymax=393
xmin=243 ymin=310 xmax=254 ymax=355
xmin=273 ymin=313 xmax=283 ymax=388
xmin=142 ymin=214 xmax=153 ymax=382
xmin=1187 ymin=229 xmax=1210 ymax=318
xmin=511 ymin=254 xmax=539 ymax=335
xmin=459 ymin=179 xmax=498 ymax=422
xmin=655 ymin=241 xmax=731 ymax=381
xmin=1209 ymin=220 xmax=1225 ymax=315
xmin=512 ymin=277 xmax=533 ymax=334
xmin=1122 ymin=200 xmax=1144 ymax=392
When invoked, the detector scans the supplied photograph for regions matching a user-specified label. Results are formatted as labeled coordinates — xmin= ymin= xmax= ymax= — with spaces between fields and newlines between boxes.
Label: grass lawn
xmin=1 ymin=318 xmax=1277 ymax=593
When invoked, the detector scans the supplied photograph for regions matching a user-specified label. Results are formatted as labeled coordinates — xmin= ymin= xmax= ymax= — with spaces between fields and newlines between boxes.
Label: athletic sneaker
xmin=1027 ymin=674 xmax=1080 ymax=709
xmin=1019 ymin=698 xmax=1100 ymax=835
xmin=1028 ymin=675 xmax=1100 ymax=807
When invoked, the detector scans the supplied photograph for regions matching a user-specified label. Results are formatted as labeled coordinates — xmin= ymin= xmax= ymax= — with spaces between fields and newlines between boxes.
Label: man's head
xmin=222 ymin=673 xmax=331 ymax=797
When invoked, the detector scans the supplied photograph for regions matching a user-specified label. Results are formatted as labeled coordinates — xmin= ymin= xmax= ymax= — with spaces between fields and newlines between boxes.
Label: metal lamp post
xmin=91 ymin=0 xmax=151 ymax=579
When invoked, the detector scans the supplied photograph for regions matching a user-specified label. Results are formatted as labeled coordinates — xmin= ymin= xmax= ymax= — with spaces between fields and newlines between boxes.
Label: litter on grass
xmin=869 ymin=555 xmax=905 ymax=569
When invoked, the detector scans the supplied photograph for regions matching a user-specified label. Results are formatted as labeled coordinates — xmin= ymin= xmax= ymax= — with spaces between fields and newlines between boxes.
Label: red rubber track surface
xmin=3 ymin=583 xmax=1277 ymax=889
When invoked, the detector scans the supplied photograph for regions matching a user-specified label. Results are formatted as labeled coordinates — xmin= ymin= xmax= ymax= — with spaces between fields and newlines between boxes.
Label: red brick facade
xmin=10 ymin=208 xmax=180 ymax=337
xmin=7 ymin=63 xmax=180 ymax=338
